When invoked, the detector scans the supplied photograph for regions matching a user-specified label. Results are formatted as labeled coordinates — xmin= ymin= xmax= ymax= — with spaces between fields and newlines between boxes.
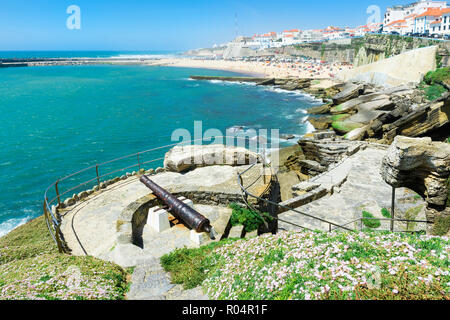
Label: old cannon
xmin=140 ymin=175 xmax=217 ymax=240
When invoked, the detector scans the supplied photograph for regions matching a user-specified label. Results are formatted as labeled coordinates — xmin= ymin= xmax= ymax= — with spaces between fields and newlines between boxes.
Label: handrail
xmin=237 ymin=161 xmax=353 ymax=232
xmin=43 ymin=136 xmax=263 ymax=253
xmin=237 ymin=161 xmax=431 ymax=234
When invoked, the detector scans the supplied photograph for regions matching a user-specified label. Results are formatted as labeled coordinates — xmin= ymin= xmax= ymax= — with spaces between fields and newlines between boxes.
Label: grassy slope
xmin=162 ymin=230 xmax=449 ymax=300
xmin=0 ymin=216 xmax=129 ymax=300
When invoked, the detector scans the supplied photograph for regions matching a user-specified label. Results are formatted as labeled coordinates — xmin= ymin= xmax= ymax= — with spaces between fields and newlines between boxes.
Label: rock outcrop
xmin=381 ymin=136 xmax=450 ymax=235
xmin=307 ymin=79 xmax=449 ymax=144
xmin=298 ymin=133 xmax=363 ymax=175
xmin=164 ymin=145 xmax=259 ymax=173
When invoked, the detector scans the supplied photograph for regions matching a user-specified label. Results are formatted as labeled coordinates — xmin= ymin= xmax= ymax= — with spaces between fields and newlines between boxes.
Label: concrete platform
xmin=59 ymin=164 xmax=266 ymax=262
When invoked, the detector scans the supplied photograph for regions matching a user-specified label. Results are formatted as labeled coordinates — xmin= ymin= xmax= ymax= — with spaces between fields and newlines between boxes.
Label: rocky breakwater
xmin=190 ymin=75 xmax=340 ymax=100
xmin=308 ymin=80 xmax=450 ymax=145
xmin=381 ymin=136 xmax=450 ymax=235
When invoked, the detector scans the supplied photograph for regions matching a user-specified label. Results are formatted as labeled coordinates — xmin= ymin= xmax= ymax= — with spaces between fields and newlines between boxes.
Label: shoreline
xmin=144 ymin=58 xmax=352 ymax=80
xmin=2 ymin=56 xmax=352 ymax=82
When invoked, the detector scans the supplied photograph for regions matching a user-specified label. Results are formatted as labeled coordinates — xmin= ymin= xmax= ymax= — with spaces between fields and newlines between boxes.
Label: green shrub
xmin=422 ymin=84 xmax=447 ymax=101
xmin=381 ymin=208 xmax=391 ymax=219
xmin=424 ymin=67 xmax=450 ymax=85
xmin=229 ymin=203 xmax=267 ymax=233
xmin=362 ymin=211 xmax=381 ymax=229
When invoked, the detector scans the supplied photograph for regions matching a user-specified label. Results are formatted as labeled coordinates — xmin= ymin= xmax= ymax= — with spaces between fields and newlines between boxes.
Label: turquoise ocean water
xmin=0 ymin=57 xmax=320 ymax=237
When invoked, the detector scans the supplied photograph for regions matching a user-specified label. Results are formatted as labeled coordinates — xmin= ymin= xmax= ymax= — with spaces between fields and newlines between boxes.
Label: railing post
xmin=55 ymin=180 xmax=61 ymax=207
xmin=391 ymin=187 xmax=396 ymax=232
xmin=96 ymin=165 xmax=100 ymax=188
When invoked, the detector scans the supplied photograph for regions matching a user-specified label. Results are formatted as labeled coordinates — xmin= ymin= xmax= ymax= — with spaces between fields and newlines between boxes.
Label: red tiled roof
xmin=416 ymin=8 xmax=445 ymax=19
xmin=385 ymin=19 xmax=406 ymax=27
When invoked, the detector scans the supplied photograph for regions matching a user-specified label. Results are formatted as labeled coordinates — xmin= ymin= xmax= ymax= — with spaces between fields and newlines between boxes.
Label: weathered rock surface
xmin=332 ymin=83 xmax=364 ymax=105
xmin=164 ymin=145 xmax=259 ymax=173
xmin=298 ymin=136 xmax=363 ymax=173
xmin=381 ymin=136 xmax=450 ymax=234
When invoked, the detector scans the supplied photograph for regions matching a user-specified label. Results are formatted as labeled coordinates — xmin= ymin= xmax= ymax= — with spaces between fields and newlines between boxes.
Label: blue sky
xmin=0 ymin=0 xmax=418 ymax=51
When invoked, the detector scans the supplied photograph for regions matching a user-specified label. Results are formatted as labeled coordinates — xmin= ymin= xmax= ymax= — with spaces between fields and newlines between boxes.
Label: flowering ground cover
xmin=0 ymin=216 xmax=129 ymax=300
xmin=163 ymin=230 xmax=449 ymax=300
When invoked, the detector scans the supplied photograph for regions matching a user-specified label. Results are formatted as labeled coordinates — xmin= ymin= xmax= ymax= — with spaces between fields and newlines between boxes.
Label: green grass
xmin=167 ymin=230 xmax=449 ymax=300
xmin=0 ymin=216 xmax=129 ymax=300
xmin=362 ymin=211 xmax=381 ymax=229
xmin=160 ymin=239 xmax=236 ymax=289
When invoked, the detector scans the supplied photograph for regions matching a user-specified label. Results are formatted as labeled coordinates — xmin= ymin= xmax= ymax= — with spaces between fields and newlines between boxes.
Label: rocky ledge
xmin=308 ymin=76 xmax=450 ymax=145
xmin=381 ymin=136 xmax=450 ymax=235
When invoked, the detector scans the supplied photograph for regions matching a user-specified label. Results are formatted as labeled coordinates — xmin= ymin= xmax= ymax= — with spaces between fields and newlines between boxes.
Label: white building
xmin=443 ymin=9 xmax=450 ymax=34
xmin=384 ymin=19 xmax=408 ymax=34
xmin=414 ymin=7 xmax=447 ymax=33
xmin=428 ymin=8 xmax=450 ymax=34
xmin=384 ymin=1 xmax=447 ymax=26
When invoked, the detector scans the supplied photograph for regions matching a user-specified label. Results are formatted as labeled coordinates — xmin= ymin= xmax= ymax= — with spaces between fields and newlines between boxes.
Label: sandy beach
xmin=146 ymin=58 xmax=353 ymax=80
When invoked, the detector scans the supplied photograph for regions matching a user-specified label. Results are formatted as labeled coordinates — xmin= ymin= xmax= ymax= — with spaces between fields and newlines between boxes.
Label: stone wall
xmin=337 ymin=46 xmax=438 ymax=87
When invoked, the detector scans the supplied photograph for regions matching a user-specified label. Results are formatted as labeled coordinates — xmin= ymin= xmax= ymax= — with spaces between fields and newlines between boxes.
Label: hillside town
xmin=204 ymin=0 xmax=449 ymax=55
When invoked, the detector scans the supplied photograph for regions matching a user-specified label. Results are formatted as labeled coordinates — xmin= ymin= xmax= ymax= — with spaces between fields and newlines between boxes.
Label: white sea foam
xmin=296 ymin=108 xmax=308 ymax=114
xmin=0 ymin=210 xmax=34 ymax=238
xmin=305 ymin=120 xmax=315 ymax=134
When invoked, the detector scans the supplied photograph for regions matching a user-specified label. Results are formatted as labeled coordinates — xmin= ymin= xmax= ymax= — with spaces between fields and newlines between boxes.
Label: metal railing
xmin=237 ymin=161 xmax=432 ymax=234
xmin=43 ymin=136 xmax=264 ymax=253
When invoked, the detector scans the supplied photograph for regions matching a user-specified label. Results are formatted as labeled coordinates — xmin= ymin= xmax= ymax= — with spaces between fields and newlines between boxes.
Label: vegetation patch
xmin=229 ymin=203 xmax=269 ymax=233
xmin=424 ymin=67 xmax=450 ymax=86
xmin=196 ymin=231 xmax=450 ymax=300
xmin=362 ymin=211 xmax=381 ymax=229
xmin=160 ymin=240 xmax=236 ymax=290
xmin=404 ymin=205 xmax=425 ymax=231
xmin=381 ymin=208 xmax=391 ymax=219
xmin=432 ymin=215 xmax=450 ymax=236
xmin=331 ymin=114 xmax=350 ymax=121
xmin=0 ymin=216 xmax=129 ymax=300
xmin=331 ymin=121 xmax=363 ymax=134
xmin=419 ymin=82 xmax=447 ymax=101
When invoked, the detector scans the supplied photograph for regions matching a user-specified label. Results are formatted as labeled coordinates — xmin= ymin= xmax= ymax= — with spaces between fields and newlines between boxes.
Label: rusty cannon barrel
xmin=140 ymin=175 xmax=217 ymax=239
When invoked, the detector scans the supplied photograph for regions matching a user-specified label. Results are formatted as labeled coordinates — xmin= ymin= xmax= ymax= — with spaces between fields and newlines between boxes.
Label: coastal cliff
xmin=268 ymin=34 xmax=449 ymax=67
